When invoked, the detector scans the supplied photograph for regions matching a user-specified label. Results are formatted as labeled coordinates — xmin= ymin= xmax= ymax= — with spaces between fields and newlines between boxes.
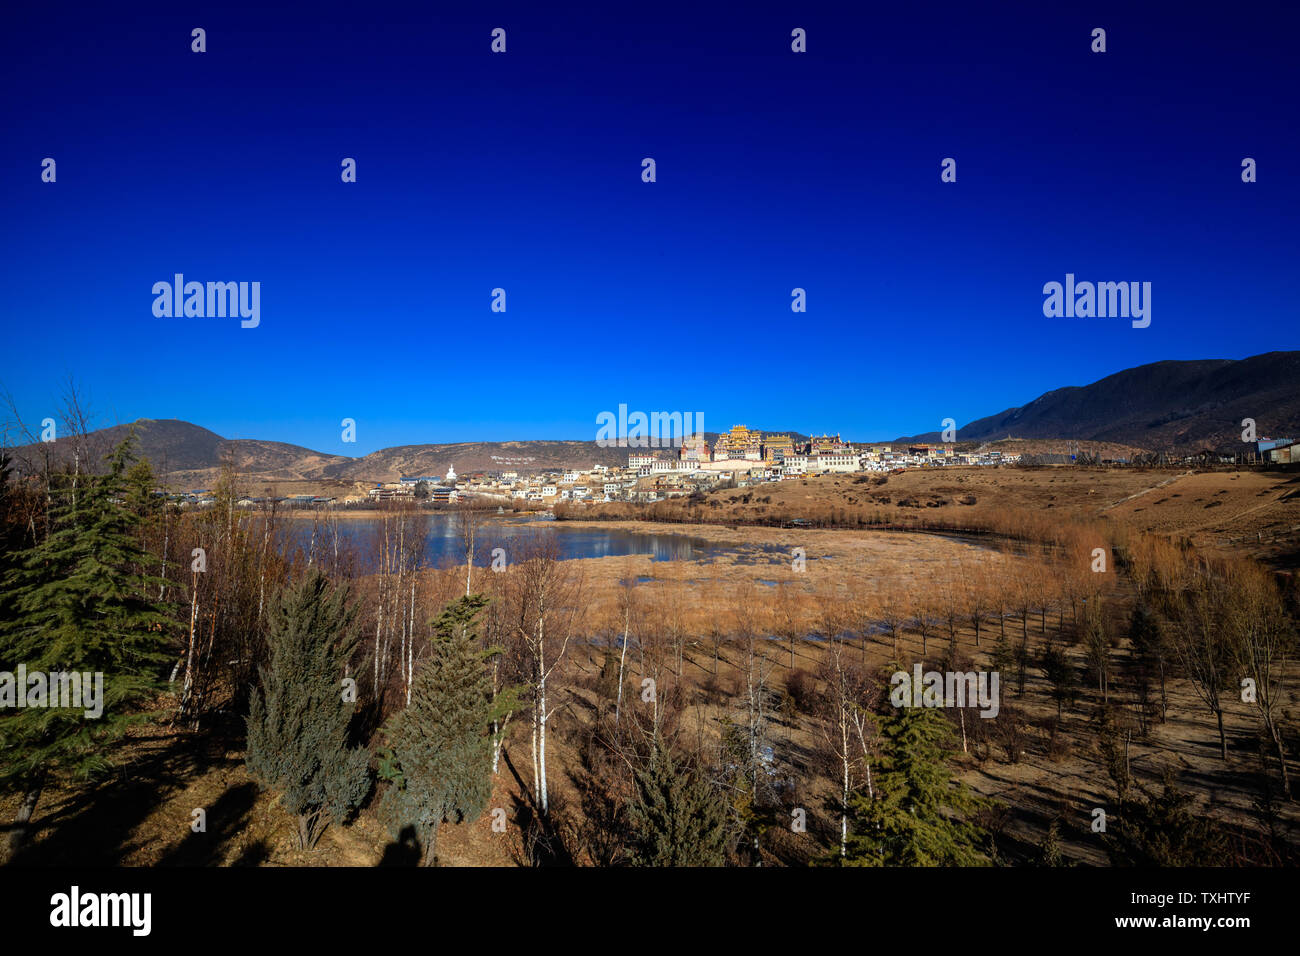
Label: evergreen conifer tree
xmin=627 ymin=739 xmax=729 ymax=866
xmin=844 ymin=705 xmax=987 ymax=866
xmin=0 ymin=436 xmax=174 ymax=853
xmin=1040 ymin=643 xmax=1078 ymax=719
xmin=0 ymin=447 xmax=22 ymax=640
xmin=1035 ymin=817 xmax=1070 ymax=866
xmin=991 ymin=631 xmax=1016 ymax=689
xmin=1103 ymin=777 xmax=1228 ymax=866
xmin=380 ymin=594 xmax=493 ymax=865
xmin=246 ymin=569 xmax=371 ymax=849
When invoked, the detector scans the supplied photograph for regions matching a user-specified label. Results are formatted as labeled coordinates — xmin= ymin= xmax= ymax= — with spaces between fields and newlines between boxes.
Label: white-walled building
xmin=813 ymin=454 xmax=861 ymax=473
xmin=782 ymin=455 xmax=809 ymax=475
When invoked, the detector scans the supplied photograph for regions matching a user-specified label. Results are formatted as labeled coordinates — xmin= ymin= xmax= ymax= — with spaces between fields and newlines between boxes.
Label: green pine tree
xmin=246 ymin=569 xmax=371 ymax=850
xmin=1127 ymin=602 xmax=1168 ymax=721
xmin=124 ymin=457 xmax=159 ymax=518
xmin=0 ymin=436 xmax=175 ymax=853
xmin=1040 ymin=643 xmax=1078 ymax=719
xmin=844 ymin=706 xmax=988 ymax=866
xmin=380 ymin=594 xmax=494 ymax=866
xmin=627 ymin=738 xmax=729 ymax=867
xmin=1103 ymin=776 xmax=1228 ymax=866
xmin=991 ymin=631 xmax=1016 ymax=688
xmin=0 ymin=447 xmax=24 ymax=636
xmin=1035 ymin=817 xmax=1070 ymax=866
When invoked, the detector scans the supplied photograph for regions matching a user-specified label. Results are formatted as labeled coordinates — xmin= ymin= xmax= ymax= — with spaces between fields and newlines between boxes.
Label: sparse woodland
xmin=1 ymin=413 xmax=1297 ymax=866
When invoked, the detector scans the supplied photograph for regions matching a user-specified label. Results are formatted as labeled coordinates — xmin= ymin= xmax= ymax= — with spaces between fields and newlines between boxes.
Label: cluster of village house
xmin=357 ymin=426 xmax=1020 ymax=506
xmin=167 ymin=428 xmax=1296 ymax=510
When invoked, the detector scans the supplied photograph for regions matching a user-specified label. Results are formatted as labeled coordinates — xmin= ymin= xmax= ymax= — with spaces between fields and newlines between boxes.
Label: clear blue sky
xmin=2 ymin=1 xmax=1296 ymax=455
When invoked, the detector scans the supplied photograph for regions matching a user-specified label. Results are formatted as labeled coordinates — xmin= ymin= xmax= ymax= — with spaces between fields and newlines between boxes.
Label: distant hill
xmin=325 ymin=440 xmax=631 ymax=481
xmin=10 ymin=352 xmax=1295 ymax=483
xmin=899 ymin=351 xmax=1300 ymax=451
xmin=6 ymin=422 xmax=811 ymax=484
xmin=320 ymin=431 xmax=812 ymax=481
xmin=5 ymin=419 xmax=355 ymax=485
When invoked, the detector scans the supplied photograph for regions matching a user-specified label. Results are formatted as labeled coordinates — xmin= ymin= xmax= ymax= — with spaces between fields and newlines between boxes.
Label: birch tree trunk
xmin=615 ymin=608 xmax=630 ymax=722
xmin=536 ymin=606 xmax=549 ymax=813
xmin=492 ymin=711 xmax=512 ymax=775
xmin=839 ymin=707 xmax=850 ymax=859
xmin=530 ymin=712 xmax=540 ymax=810
xmin=180 ymin=570 xmax=199 ymax=715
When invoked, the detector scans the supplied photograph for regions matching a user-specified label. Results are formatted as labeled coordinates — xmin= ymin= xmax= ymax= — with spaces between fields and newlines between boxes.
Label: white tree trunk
xmin=530 ymin=714 xmax=540 ymax=809
xmin=492 ymin=711 xmax=511 ymax=775
xmin=840 ymin=705 xmax=850 ymax=859
xmin=615 ymin=612 xmax=629 ymax=721
xmin=181 ymin=571 xmax=199 ymax=712
xmin=539 ymin=685 xmax=549 ymax=813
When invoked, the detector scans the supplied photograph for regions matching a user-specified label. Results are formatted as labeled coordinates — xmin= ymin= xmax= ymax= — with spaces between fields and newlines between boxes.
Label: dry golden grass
xmin=7 ymin=467 xmax=1296 ymax=867
xmin=565 ymin=466 xmax=1300 ymax=568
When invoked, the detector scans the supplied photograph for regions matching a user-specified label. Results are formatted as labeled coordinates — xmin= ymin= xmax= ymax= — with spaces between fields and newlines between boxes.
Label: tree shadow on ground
xmin=157 ymin=781 xmax=260 ymax=866
xmin=501 ymin=748 xmax=574 ymax=866
xmin=4 ymin=712 xmax=245 ymax=866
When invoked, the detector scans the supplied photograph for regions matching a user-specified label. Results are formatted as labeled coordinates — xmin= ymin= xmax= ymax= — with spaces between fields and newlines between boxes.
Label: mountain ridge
xmin=7 ymin=352 xmax=1296 ymax=481
xmin=898 ymin=351 xmax=1299 ymax=450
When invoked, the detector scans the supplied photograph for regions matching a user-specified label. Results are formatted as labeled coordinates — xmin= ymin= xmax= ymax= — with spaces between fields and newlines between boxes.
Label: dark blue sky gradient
xmin=2 ymin=1 xmax=1296 ymax=455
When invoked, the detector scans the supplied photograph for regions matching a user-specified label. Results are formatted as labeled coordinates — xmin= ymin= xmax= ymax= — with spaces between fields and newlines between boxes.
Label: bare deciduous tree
xmin=506 ymin=533 xmax=585 ymax=814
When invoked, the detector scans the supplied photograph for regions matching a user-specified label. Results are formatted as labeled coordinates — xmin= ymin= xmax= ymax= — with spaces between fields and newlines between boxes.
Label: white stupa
xmin=446 ymin=463 xmax=457 ymax=482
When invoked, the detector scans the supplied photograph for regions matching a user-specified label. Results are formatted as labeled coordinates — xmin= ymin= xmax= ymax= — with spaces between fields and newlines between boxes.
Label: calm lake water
xmin=286 ymin=513 xmax=789 ymax=570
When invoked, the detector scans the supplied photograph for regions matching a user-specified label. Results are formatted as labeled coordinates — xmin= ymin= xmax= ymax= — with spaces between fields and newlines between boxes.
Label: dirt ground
xmin=573 ymin=466 xmax=1300 ymax=569
xmin=4 ymin=467 xmax=1297 ymax=867
xmin=6 ymin=604 xmax=1294 ymax=867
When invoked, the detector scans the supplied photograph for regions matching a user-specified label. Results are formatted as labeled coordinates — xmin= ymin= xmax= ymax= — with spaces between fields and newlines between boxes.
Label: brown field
xmin=564 ymin=466 xmax=1300 ymax=568
xmin=5 ymin=465 xmax=1297 ymax=867
xmin=10 ymin=570 xmax=1295 ymax=867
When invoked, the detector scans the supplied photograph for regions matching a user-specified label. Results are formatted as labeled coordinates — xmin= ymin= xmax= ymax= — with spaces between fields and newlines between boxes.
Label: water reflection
xmin=285 ymin=513 xmax=775 ymax=570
